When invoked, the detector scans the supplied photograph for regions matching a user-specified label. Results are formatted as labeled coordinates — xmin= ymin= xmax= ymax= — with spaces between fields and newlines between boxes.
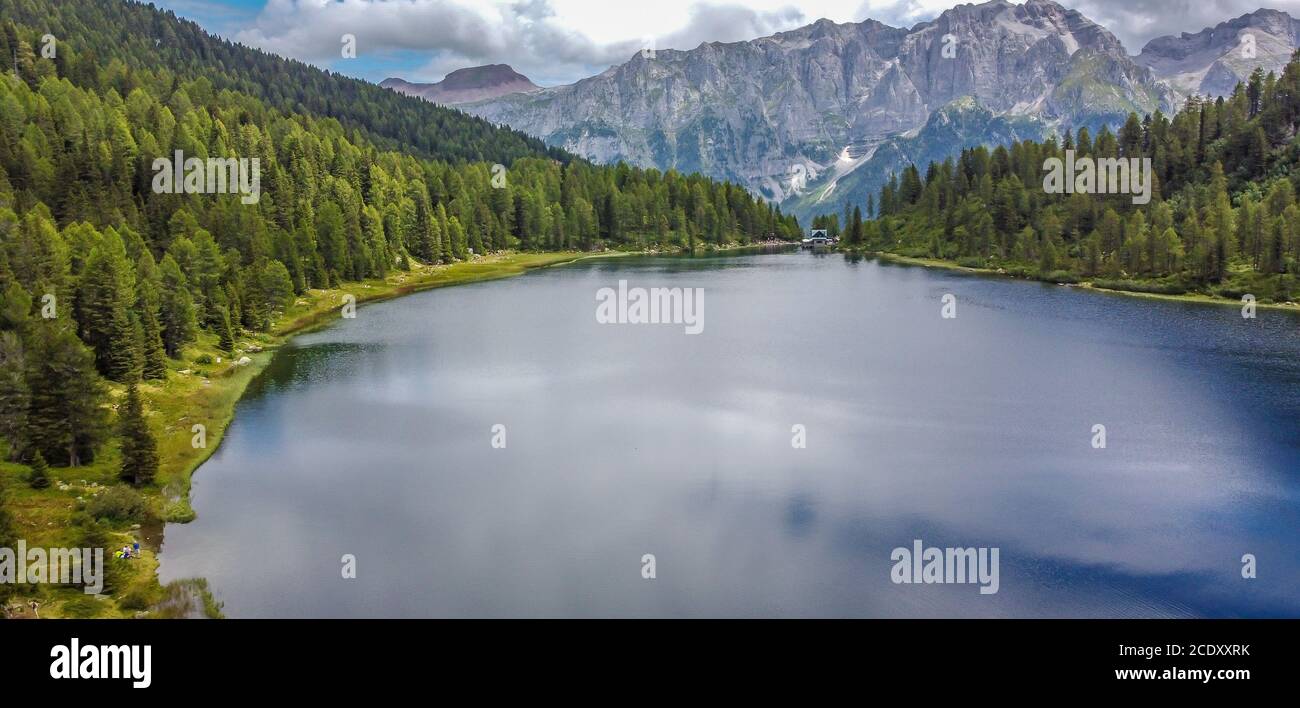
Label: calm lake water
xmin=158 ymin=249 xmax=1300 ymax=617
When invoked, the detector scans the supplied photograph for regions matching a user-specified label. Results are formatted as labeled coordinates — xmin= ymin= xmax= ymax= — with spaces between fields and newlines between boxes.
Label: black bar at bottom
xmin=1 ymin=619 xmax=1290 ymax=692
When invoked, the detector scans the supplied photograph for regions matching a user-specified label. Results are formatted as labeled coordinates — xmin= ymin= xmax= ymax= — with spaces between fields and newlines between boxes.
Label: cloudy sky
xmin=155 ymin=0 xmax=1300 ymax=86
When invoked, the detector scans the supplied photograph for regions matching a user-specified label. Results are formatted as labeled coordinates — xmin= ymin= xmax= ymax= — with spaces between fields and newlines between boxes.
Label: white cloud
xmin=233 ymin=0 xmax=876 ymax=85
xmin=1067 ymin=0 xmax=1300 ymax=53
xmin=222 ymin=0 xmax=1300 ymax=87
xmin=855 ymin=0 xmax=954 ymax=29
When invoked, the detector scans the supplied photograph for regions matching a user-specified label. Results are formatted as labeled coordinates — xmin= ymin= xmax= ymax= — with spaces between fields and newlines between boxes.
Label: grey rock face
xmin=1137 ymin=9 xmax=1300 ymax=99
xmin=783 ymin=97 xmax=1051 ymax=222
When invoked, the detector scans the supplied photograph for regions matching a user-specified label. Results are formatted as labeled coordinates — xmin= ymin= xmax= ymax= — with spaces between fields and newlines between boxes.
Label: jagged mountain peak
xmin=909 ymin=0 xmax=1122 ymax=54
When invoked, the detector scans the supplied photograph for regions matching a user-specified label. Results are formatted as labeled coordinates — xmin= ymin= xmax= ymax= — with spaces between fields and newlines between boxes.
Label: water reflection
xmin=159 ymin=250 xmax=1300 ymax=617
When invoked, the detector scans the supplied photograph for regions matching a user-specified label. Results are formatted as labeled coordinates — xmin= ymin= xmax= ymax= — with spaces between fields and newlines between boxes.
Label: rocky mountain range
xmin=385 ymin=2 xmax=1300 ymax=223
xmin=1137 ymin=8 xmax=1300 ymax=98
xmin=380 ymin=64 xmax=538 ymax=105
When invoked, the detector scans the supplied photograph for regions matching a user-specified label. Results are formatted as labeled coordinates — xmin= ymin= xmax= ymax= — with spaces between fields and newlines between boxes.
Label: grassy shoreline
xmin=1 ymin=250 xmax=604 ymax=618
xmin=864 ymin=250 xmax=1300 ymax=312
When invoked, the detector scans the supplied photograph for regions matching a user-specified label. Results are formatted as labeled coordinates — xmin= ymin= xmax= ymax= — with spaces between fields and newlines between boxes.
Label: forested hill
xmin=838 ymin=56 xmax=1300 ymax=303
xmin=0 ymin=0 xmax=564 ymax=164
xmin=0 ymin=0 xmax=800 ymax=475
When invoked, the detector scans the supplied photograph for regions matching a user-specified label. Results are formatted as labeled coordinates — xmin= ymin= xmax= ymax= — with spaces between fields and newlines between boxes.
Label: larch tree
xmin=117 ymin=383 xmax=158 ymax=487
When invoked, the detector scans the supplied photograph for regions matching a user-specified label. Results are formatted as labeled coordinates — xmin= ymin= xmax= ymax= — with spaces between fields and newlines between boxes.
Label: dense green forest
xmin=0 ymin=0 xmax=565 ymax=165
xmin=835 ymin=56 xmax=1300 ymax=302
xmin=0 ymin=0 xmax=799 ymax=472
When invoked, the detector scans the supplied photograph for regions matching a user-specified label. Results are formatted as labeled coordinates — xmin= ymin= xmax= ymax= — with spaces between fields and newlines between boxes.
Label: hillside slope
xmin=0 ymin=0 xmax=563 ymax=165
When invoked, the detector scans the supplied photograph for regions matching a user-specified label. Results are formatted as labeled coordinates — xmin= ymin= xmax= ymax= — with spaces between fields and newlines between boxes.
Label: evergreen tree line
xmin=838 ymin=55 xmax=1300 ymax=300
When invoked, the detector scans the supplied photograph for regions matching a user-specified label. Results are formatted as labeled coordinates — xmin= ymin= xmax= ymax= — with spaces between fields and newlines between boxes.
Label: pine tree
xmin=224 ymin=282 xmax=243 ymax=328
xmin=118 ymin=383 xmax=158 ymax=487
xmin=217 ymin=306 xmax=235 ymax=354
xmin=0 ymin=331 xmax=29 ymax=461
xmin=158 ymin=255 xmax=197 ymax=358
xmin=139 ymin=300 xmax=168 ymax=379
xmin=27 ymin=450 xmax=50 ymax=489
xmin=448 ymin=216 xmax=468 ymax=260
xmin=435 ymin=203 xmax=452 ymax=262
xmin=257 ymin=260 xmax=295 ymax=326
xmin=76 ymin=235 xmax=142 ymax=382
xmin=25 ymin=321 xmax=108 ymax=467
xmin=0 ymin=279 xmax=32 ymax=332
